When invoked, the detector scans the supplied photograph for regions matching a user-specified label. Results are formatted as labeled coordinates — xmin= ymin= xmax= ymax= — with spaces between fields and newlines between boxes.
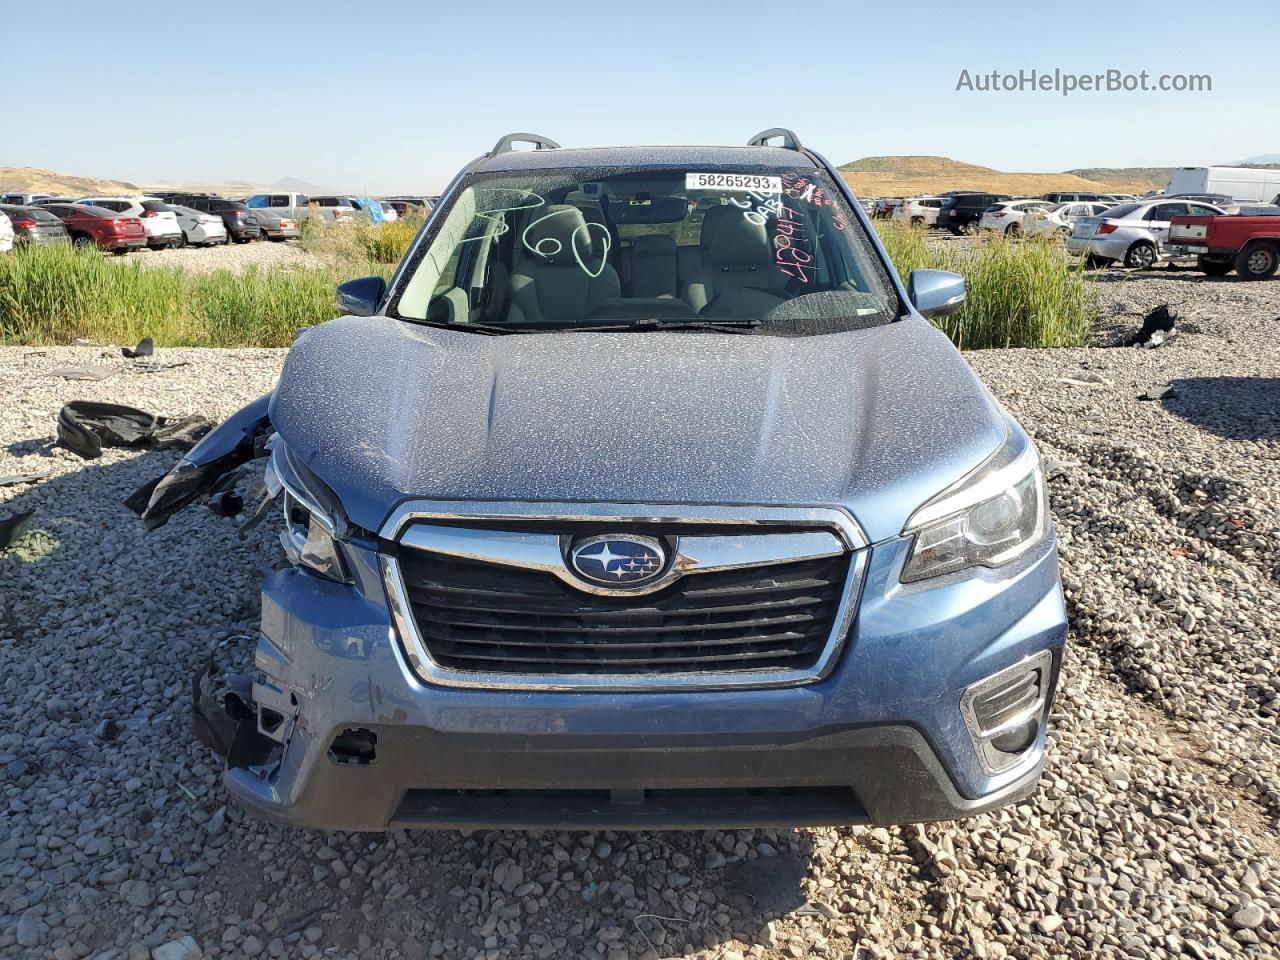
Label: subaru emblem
xmin=569 ymin=534 xmax=667 ymax=587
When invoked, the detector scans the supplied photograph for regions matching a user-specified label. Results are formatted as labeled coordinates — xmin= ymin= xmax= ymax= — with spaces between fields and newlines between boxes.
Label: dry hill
xmin=839 ymin=156 xmax=1165 ymax=198
xmin=0 ymin=166 xmax=139 ymax=196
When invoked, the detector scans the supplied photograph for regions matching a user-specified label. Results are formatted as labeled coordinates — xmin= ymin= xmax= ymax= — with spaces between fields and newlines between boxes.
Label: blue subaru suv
xmin=135 ymin=129 xmax=1067 ymax=830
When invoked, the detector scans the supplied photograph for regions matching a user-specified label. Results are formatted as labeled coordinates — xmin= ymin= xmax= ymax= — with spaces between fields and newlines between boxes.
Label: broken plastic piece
xmin=49 ymin=365 xmax=118 ymax=382
xmin=0 ymin=510 xmax=36 ymax=550
xmin=1125 ymin=304 xmax=1177 ymax=348
xmin=0 ymin=468 xmax=55 ymax=487
xmin=128 ymin=394 xmax=272 ymax=529
xmin=58 ymin=401 xmax=213 ymax=460
xmin=122 ymin=336 xmax=154 ymax=358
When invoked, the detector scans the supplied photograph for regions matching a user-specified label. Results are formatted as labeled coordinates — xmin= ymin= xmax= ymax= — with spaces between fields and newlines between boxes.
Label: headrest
xmin=522 ymin=204 xmax=596 ymax=265
xmin=631 ymin=234 xmax=676 ymax=258
xmin=709 ymin=213 xmax=770 ymax=270
xmin=699 ymin=204 xmax=736 ymax=249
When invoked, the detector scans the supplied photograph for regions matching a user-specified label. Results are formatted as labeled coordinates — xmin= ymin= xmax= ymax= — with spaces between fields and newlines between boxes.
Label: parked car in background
xmin=1041 ymin=192 xmax=1101 ymax=203
xmin=872 ymin=197 xmax=903 ymax=219
xmin=893 ymin=196 xmax=946 ymax=227
xmin=1066 ymin=199 xmax=1224 ymax=268
xmin=31 ymin=196 xmax=81 ymax=206
xmin=0 ymin=203 xmax=71 ymax=246
xmin=1 ymin=192 xmax=53 ymax=206
xmin=169 ymin=204 xmax=228 ymax=246
xmin=0 ymin=211 xmax=13 ymax=253
xmin=978 ymin=199 xmax=1055 ymax=235
xmin=42 ymin=203 xmax=147 ymax=253
xmin=1163 ymin=193 xmax=1239 ymax=212
xmin=1023 ymin=201 xmax=1113 ymax=237
xmin=309 ymin=195 xmax=357 ymax=222
xmin=168 ymin=195 xmax=262 ymax=242
xmin=1168 ymin=207 xmax=1280 ymax=279
xmin=80 ymin=196 xmax=183 ymax=249
xmin=381 ymin=199 xmax=424 ymax=218
xmin=254 ymin=210 xmax=300 ymax=241
xmin=378 ymin=201 xmax=399 ymax=222
xmin=245 ymin=192 xmax=311 ymax=222
xmin=1165 ymin=166 xmax=1280 ymax=204
xmin=940 ymin=193 xmax=1011 ymax=234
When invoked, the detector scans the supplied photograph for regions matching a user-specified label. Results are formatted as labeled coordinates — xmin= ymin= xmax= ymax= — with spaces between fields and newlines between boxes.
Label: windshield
xmin=391 ymin=165 xmax=899 ymax=335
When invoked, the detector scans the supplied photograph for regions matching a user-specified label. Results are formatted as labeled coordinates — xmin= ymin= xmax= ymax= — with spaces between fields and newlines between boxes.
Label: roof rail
xmin=747 ymin=128 xmax=804 ymax=151
xmin=489 ymin=132 xmax=561 ymax=156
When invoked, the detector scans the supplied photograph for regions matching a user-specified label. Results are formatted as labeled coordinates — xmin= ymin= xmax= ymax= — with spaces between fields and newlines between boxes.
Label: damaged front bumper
xmin=195 ymin=531 xmax=1066 ymax=831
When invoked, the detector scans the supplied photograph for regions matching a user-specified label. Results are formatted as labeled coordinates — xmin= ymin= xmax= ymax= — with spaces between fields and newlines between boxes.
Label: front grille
xmin=396 ymin=550 xmax=851 ymax=676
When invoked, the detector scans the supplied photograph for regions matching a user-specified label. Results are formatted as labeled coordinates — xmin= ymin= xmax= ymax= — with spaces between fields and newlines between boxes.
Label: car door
xmin=1146 ymin=202 xmax=1189 ymax=247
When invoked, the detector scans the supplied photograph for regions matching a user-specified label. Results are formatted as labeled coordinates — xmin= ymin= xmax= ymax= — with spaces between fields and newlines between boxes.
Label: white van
xmin=1164 ymin=167 xmax=1280 ymax=204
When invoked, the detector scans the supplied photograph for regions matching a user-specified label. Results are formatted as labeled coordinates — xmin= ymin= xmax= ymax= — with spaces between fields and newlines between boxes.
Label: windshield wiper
xmin=398 ymin=317 xmax=529 ymax=336
xmin=565 ymin=318 xmax=762 ymax=334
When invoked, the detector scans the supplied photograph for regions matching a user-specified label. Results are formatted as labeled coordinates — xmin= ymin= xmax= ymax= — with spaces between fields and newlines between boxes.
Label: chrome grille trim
xmin=377 ymin=501 xmax=869 ymax=692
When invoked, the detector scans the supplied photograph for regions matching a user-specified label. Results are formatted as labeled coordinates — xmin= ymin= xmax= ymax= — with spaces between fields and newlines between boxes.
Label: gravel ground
xmin=113 ymin=240 xmax=325 ymax=274
xmin=2 ymin=272 xmax=1278 ymax=960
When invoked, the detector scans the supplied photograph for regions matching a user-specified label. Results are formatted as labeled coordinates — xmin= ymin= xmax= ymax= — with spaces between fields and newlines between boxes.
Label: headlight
xmin=265 ymin=444 xmax=349 ymax=583
xmin=901 ymin=433 xmax=1049 ymax=583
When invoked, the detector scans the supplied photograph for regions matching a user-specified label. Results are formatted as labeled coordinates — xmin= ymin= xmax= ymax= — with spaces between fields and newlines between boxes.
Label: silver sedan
xmin=1066 ymin=199 xmax=1224 ymax=268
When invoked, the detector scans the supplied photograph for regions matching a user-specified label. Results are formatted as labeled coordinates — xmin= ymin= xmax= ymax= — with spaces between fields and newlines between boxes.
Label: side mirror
xmin=907 ymin=269 xmax=965 ymax=319
xmin=335 ymin=276 xmax=386 ymax=317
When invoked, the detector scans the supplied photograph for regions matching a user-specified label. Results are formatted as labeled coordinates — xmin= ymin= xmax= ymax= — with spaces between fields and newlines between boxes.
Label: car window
xmin=1188 ymin=204 xmax=1220 ymax=216
xmin=394 ymin=166 xmax=900 ymax=336
xmin=269 ymin=195 xmax=289 ymax=207
xmin=1149 ymin=203 xmax=1188 ymax=221
xmin=245 ymin=195 xmax=267 ymax=208
xmin=141 ymin=200 xmax=171 ymax=213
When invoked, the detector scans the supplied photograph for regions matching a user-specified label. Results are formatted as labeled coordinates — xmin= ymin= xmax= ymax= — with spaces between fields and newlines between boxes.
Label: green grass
xmin=873 ymin=220 xmax=1094 ymax=348
xmin=1 ymin=219 xmax=1093 ymax=349
xmin=0 ymin=243 xmax=390 ymax=347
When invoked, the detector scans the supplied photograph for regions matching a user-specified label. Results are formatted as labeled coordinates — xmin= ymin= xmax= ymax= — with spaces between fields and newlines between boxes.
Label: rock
xmin=1232 ymin=904 xmax=1265 ymax=930
xmin=16 ymin=911 xmax=41 ymax=947
xmin=1036 ymin=915 xmax=1063 ymax=935
xmin=152 ymin=936 xmax=203 ymax=960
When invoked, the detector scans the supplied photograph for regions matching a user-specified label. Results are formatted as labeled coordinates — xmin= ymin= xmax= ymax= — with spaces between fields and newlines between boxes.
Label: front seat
xmin=507 ymin=205 xmax=620 ymax=325
xmin=683 ymin=211 xmax=785 ymax=313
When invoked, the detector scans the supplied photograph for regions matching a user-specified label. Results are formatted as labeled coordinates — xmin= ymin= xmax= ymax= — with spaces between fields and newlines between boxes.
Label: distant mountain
xmin=1238 ymin=154 xmax=1280 ymax=165
xmin=269 ymin=176 xmax=337 ymax=195
xmin=839 ymin=156 xmax=1165 ymax=198
xmin=1066 ymin=167 xmax=1170 ymax=187
xmin=839 ymin=156 xmax=996 ymax=176
xmin=0 ymin=166 xmax=138 ymax=196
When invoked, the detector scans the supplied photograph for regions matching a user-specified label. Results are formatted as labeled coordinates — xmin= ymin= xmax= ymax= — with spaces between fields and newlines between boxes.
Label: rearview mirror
xmin=335 ymin=276 xmax=386 ymax=317
xmin=907 ymin=269 xmax=965 ymax=319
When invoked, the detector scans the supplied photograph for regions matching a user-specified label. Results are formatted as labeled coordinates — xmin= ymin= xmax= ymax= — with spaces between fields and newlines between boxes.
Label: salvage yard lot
xmin=1 ymin=271 xmax=1279 ymax=959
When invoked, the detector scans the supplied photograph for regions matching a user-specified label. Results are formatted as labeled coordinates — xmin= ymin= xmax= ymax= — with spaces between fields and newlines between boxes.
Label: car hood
xmin=270 ymin=315 xmax=1008 ymax=543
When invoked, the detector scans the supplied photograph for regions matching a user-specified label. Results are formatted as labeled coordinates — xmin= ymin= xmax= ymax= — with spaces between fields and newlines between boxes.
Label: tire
xmin=221 ymin=231 xmax=231 ymax=245
xmin=1234 ymin=243 xmax=1279 ymax=281
xmin=910 ymin=216 xmax=923 ymax=227
xmin=173 ymin=234 xmax=186 ymax=249
xmin=1197 ymin=257 xmax=1232 ymax=277
xmin=1005 ymin=222 xmax=1021 ymax=237
xmin=71 ymin=233 xmax=94 ymax=251
xmin=1124 ymin=241 xmax=1157 ymax=270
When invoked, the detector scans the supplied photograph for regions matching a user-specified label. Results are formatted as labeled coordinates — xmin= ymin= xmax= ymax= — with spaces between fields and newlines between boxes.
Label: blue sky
xmin=2 ymin=0 xmax=1271 ymax=193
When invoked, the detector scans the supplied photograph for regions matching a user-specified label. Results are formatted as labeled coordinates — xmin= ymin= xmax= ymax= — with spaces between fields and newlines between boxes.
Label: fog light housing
xmin=961 ymin=651 xmax=1051 ymax=772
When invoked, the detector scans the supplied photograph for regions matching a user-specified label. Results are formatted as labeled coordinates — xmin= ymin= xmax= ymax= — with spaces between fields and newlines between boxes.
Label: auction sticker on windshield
xmin=685 ymin=173 xmax=782 ymax=193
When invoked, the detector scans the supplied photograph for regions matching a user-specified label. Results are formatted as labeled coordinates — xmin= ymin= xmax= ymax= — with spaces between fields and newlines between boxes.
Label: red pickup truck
xmin=1168 ymin=210 xmax=1280 ymax=279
